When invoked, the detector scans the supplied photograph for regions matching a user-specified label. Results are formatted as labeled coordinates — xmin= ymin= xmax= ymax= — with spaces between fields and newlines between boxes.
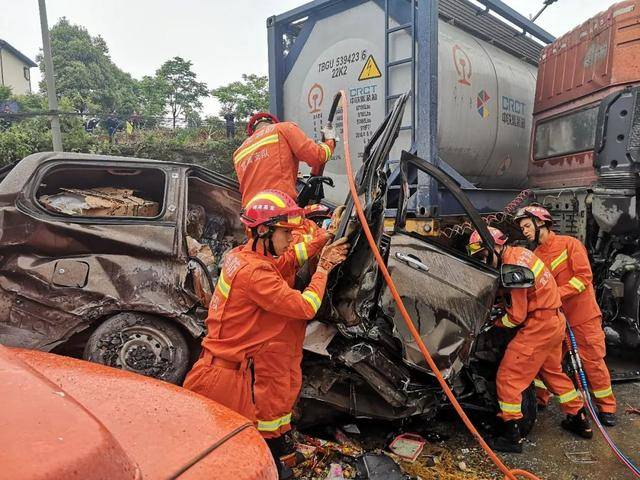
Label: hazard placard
xmin=358 ymin=55 xmax=382 ymax=81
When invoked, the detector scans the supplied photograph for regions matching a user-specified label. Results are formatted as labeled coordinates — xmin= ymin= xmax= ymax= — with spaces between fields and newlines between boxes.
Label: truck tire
xmin=83 ymin=312 xmax=190 ymax=385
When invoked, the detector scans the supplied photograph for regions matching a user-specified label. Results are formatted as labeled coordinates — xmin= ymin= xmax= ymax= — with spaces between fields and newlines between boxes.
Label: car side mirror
xmin=501 ymin=264 xmax=535 ymax=289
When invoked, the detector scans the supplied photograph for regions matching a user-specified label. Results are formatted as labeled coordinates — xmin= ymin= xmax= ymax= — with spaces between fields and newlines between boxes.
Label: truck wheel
xmin=519 ymin=384 xmax=537 ymax=437
xmin=83 ymin=312 xmax=189 ymax=384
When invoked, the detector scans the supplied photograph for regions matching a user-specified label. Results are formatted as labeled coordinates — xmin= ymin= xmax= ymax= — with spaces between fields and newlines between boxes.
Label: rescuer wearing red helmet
xmin=514 ymin=205 xmax=616 ymax=426
xmin=183 ymin=190 xmax=349 ymax=478
xmin=236 ymin=112 xmax=338 ymax=463
xmin=235 ymin=111 xmax=337 ymax=205
xmin=468 ymin=227 xmax=591 ymax=453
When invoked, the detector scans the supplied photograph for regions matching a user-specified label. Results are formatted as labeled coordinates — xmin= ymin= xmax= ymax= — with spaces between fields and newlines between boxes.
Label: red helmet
xmin=240 ymin=190 xmax=303 ymax=230
xmin=468 ymin=227 xmax=508 ymax=255
xmin=303 ymin=203 xmax=331 ymax=220
xmin=513 ymin=205 xmax=553 ymax=226
xmin=247 ymin=112 xmax=280 ymax=135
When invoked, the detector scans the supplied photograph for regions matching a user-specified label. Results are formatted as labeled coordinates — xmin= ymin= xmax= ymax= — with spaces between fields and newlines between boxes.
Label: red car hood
xmin=0 ymin=346 xmax=276 ymax=479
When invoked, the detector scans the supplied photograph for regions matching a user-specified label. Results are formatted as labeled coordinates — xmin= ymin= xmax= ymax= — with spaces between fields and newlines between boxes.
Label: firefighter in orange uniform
xmin=183 ymin=190 xmax=349 ymax=478
xmin=234 ymin=112 xmax=336 ymax=205
xmin=234 ymin=113 xmax=339 ymax=458
xmin=468 ymin=227 xmax=592 ymax=453
xmin=514 ymin=205 xmax=616 ymax=426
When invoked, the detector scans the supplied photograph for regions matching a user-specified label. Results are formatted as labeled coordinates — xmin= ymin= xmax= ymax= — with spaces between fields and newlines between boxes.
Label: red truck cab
xmin=529 ymin=0 xmax=640 ymax=188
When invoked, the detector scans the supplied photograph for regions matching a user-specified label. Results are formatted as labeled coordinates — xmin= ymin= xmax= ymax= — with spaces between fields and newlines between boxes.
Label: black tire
xmin=83 ymin=312 xmax=190 ymax=384
xmin=519 ymin=383 xmax=538 ymax=437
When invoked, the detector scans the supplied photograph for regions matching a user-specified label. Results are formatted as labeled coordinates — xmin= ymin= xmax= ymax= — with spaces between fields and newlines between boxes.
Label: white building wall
xmin=1 ymin=49 xmax=33 ymax=95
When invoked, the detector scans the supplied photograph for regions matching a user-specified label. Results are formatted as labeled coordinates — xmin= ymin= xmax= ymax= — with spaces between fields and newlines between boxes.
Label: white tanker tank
xmin=270 ymin=0 xmax=539 ymax=203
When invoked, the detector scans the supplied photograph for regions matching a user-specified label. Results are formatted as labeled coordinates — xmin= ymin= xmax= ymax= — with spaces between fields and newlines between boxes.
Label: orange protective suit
xmin=495 ymin=246 xmax=584 ymax=421
xmin=253 ymin=220 xmax=329 ymax=438
xmin=183 ymin=236 xmax=329 ymax=422
xmin=233 ymin=121 xmax=335 ymax=206
xmin=533 ymin=232 xmax=615 ymax=413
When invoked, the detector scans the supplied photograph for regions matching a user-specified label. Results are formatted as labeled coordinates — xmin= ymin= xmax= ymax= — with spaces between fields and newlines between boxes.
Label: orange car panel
xmin=9 ymin=347 xmax=276 ymax=479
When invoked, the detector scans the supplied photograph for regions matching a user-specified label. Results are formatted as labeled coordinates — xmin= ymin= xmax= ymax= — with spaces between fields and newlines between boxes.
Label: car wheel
xmin=83 ymin=312 xmax=190 ymax=384
xmin=519 ymin=383 xmax=538 ymax=437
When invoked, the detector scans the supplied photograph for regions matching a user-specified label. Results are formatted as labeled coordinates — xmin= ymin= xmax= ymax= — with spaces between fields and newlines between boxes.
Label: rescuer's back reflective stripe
xmin=531 ymin=258 xmax=544 ymax=278
xmin=233 ymin=134 xmax=279 ymax=165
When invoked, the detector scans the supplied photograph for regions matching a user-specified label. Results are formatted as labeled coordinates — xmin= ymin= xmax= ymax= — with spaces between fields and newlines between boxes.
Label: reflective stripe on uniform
xmin=593 ymin=386 xmax=613 ymax=399
xmin=294 ymin=242 xmax=309 ymax=266
xmin=302 ymin=290 xmax=322 ymax=313
xmin=217 ymin=271 xmax=231 ymax=298
xmin=551 ymin=249 xmax=568 ymax=271
xmin=247 ymin=192 xmax=286 ymax=208
xmin=569 ymin=276 xmax=586 ymax=293
xmin=531 ymin=259 xmax=545 ymax=278
xmin=558 ymin=389 xmax=579 ymax=404
xmin=534 ymin=378 xmax=548 ymax=390
xmin=257 ymin=412 xmax=292 ymax=432
xmin=233 ymin=134 xmax=279 ymax=165
xmin=320 ymin=142 xmax=332 ymax=162
xmin=501 ymin=314 xmax=517 ymax=328
xmin=499 ymin=401 xmax=522 ymax=414
xmin=303 ymin=234 xmax=313 ymax=243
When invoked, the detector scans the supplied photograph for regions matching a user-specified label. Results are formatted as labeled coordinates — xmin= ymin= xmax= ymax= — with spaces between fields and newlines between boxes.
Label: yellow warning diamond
xmin=358 ymin=55 xmax=382 ymax=81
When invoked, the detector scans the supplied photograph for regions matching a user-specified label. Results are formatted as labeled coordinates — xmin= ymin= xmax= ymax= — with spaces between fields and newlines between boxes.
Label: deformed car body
xmin=0 ymin=96 xmax=536 ymax=430
xmin=0 ymin=153 xmax=245 ymax=383
xmin=0 ymin=345 xmax=276 ymax=479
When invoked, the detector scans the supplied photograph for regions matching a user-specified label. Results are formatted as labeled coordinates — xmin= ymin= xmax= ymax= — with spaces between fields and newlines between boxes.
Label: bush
xmin=1 ymin=98 xmax=245 ymax=177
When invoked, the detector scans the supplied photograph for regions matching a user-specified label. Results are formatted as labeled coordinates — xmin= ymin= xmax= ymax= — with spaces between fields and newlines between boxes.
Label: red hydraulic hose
xmin=336 ymin=89 xmax=542 ymax=480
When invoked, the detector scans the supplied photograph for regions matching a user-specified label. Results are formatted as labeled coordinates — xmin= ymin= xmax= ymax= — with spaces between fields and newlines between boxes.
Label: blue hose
xmin=565 ymin=323 xmax=640 ymax=477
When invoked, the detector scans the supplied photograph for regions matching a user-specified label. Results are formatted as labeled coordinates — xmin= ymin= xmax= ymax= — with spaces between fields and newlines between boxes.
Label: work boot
xmin=266 ymin=437 xmax=294 ymax=480
xmin=598 ymin=412 xmax=617 ymax=427
xmin=489 ymin=420 xmax=523 ymax=454
xmin=561 ymin=407 xmax=593 ymax=439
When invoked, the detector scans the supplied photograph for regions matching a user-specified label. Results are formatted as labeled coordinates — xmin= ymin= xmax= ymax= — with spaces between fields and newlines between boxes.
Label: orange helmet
xmin=467 ymin=227 xmax=508 ymax=256
xmin=240 ymin=190 xmax=303 ymax=230
xmin=247 ymin=112 xmax=279 ymax=135
xmin=513 ymin=205 xmax=553 ymax=226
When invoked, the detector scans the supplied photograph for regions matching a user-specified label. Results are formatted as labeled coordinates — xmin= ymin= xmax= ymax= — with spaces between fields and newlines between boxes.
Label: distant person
xmin=105 ymin=112 xmax=119 ymax=142
xmin=224 ymin=112 xmax=235 ymax=139
xmin=0 ymin=104 xmax=14 ymax=131
xmin=85 ymin=118 xmax=100 ymax=133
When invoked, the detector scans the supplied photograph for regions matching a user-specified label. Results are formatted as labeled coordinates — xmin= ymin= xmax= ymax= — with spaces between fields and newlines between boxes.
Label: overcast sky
xmin=0 ymin=0 xmax=616 ymax=116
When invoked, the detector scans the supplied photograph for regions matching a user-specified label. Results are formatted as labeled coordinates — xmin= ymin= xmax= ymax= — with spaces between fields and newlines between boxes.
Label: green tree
xmin=0 ymin=85 xmax=12 ymax=101
xmin=137 ymin=75 xmax=169 ymax=127
xmin=211 ymin=74 xmax=269 ymax=121
xmin=38 ymin=18 xmax=139 ymax=115
xmin=156 ymin=57 xmax=208 ymax=129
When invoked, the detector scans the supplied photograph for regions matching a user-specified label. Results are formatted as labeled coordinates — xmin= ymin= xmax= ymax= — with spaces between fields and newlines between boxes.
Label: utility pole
xmin=38 ymin=0 xmax=63 ymax=151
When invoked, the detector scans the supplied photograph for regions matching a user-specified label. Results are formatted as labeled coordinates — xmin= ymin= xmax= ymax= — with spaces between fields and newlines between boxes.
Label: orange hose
xmin=337 ymin=89 xmax=543 ymax=480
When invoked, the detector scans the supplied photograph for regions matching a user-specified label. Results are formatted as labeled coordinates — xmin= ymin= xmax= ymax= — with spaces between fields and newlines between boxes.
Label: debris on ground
xmin=564 ymin=451 xmax=597 ymax=464
xmin=388 ymin=433 xmax=425 ymax=462
xmin=40 ymin=187 xmax=159 ymax=217
xmin=625 ymin=403 xmax=640 ymax=415
xmin=289 ymin=426 xmax=492 ymax=480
